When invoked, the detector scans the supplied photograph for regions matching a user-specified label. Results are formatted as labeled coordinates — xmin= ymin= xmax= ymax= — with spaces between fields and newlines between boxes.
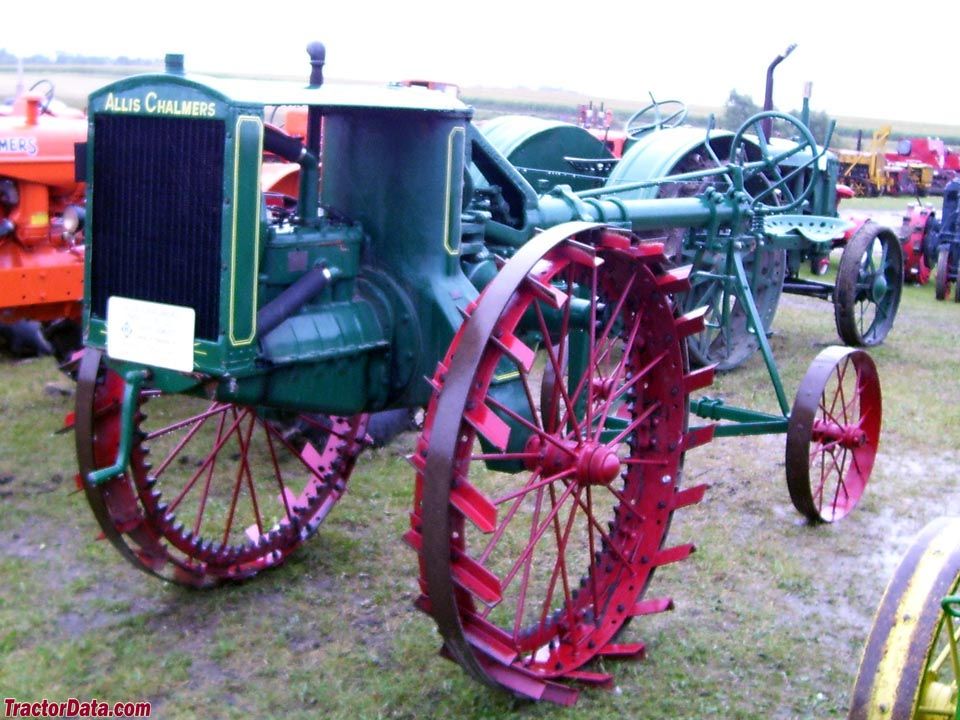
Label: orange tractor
xmin=0 ymin=80 xmax=87 ymax=358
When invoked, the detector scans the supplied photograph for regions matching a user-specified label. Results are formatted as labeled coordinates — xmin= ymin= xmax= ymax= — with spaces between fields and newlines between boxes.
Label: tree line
xmin=0 ymin=49 xmax=159 ymax=66
xmin=722 ymin=88 xmax=960 ymax=149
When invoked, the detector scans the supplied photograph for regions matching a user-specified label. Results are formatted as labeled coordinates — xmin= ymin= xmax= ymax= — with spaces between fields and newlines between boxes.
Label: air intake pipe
xmin=256 ymin=264 xmax=331 ymax=340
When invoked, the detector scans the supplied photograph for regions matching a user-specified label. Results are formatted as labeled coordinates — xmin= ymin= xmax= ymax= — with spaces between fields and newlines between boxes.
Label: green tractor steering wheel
xmin=624 ymin=99 xmax=688 ymax=139
xmin=730 ymin=111 xmax=819 ymax=213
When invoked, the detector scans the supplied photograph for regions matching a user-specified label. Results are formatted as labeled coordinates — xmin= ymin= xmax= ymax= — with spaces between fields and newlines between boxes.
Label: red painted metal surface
xmin=786 ymin=347 xmax=881 ymax=523
xmin=899 ymin=203 xmax=938 ymax=285
xmin=0 ymin=92 xmax=87 ymax=323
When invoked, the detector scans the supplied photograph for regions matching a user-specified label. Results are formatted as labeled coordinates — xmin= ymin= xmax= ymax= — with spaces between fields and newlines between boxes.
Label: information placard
xmin=106 ymin=297 xmax=196 ymax=372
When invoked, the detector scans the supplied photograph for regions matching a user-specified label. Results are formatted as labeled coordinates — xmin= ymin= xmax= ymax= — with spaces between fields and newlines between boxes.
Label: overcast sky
xmin=14 ymin=0 xmax=960 ymax=125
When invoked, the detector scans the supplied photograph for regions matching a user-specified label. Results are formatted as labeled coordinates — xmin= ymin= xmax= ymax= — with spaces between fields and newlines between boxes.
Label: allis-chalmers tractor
xmin=71 ymin=45 xmax=885 ymax=703
xmin=0 ymin=81 xmax=87 ymax=356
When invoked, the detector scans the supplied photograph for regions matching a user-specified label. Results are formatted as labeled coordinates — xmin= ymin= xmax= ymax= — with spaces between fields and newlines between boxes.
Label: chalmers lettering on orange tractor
xmin=0 ymin=136 xmax=38 ymax=155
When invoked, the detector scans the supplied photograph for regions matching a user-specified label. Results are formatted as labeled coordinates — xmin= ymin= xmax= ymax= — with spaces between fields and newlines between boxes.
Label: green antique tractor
xmin=70 ymin=44 xmax=883 ymax=703
xmin=483 ymin=97 xmax=903 ymax=371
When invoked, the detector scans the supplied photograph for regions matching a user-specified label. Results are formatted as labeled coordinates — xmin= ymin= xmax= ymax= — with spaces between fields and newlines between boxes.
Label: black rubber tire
xmin=936 ymin=245 xmax=951 ymax=301
xmin=922 ymin=216 xmax=941 ymax=270
xmin=834 ymin=221 xmax=903 ymax=346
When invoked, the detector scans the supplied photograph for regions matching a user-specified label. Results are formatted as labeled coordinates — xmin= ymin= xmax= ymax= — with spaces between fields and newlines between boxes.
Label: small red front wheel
xmin=785 ymin=346 xmax=881 ymax=523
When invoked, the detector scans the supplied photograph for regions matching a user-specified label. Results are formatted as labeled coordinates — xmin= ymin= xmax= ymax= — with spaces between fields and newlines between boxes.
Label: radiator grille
xmin=91 ymin=114 xmax=225 ymax=341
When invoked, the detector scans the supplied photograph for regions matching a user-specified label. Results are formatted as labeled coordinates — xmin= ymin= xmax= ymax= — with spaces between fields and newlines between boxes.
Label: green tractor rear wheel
xmin=604 ymin=128 xmax=786 ymax=370
xmin=683 ymin=244 xmax=785 ymax=371
xmin=834 ymin=221 xmax=903 ymax=347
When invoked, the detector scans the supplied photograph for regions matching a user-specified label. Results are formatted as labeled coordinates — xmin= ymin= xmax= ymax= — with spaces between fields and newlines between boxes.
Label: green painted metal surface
xmin=229 ymin=115 xmax=263 ymax=347
xmin=480 ymin=115 xmax=613 ymax=192
xmin=605 ymin=127 xmax=733 ymax=200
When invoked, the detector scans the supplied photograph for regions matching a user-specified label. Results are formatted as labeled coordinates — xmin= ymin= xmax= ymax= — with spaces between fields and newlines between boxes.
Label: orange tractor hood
xmin=0 ymin=95 xmax=87 ymax=190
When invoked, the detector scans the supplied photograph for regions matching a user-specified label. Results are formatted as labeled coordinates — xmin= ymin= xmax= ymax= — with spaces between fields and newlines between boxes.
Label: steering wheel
xmin=729 ymin=111 xmax=819 ymax=213
xmin=624 ymin=99 xmax=688 ymax=138
xmin=28 ymin=79 xmax=55 ymax=114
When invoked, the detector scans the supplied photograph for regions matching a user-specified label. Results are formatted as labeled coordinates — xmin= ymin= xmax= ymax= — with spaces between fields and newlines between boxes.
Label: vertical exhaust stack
xmin=301 ymin=42 xmax=326 ymax=227
xmin=306 ymin=42 xmax=325 ymax=158
xmin=762 ymin=43 xmax=796 ymax=140
xmin=164 ymin=53 xmax=185 ymax=75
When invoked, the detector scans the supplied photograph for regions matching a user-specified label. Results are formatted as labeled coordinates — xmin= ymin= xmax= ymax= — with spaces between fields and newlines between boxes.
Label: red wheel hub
xmin=811 ymin=419 xmax=868 ymax=448
xmin=524 ymin=435 xmax=622 ymax=486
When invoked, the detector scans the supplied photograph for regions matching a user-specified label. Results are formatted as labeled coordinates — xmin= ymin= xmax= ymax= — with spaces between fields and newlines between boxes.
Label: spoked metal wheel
xmin=408 ymin=222 xmax=714 ymax=703
xmin=74 ymin=349 xmax=369 ymax=586
xmin=834 ymin=221 xmax=903 ymax=347
xmin=785 ymin=346 xmax=881 ymax=523
xmin=936 ymin=246 xmax=952 ymax=301
xmin=848 ymin=517 xmax=960 ymax=720
xmin=683 ymin=243 xmax=786 ymax=371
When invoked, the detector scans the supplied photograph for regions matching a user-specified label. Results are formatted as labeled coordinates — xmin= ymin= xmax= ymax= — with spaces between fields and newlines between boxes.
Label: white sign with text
xmin=106 ymin=296 xmax=196 ymax=372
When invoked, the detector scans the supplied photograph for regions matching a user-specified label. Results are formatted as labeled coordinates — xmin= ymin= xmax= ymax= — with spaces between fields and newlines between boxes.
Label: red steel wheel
xmin=407 ymin=223 xmax=714 ymax=703
xmin=74 ymin=349 xmax=369 ymax=586
xmin=785 ymin=346 xmax=881 ymax=523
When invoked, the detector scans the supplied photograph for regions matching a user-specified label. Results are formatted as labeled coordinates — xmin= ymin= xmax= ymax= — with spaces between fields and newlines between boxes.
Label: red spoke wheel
xmin=408 ymin=223 xmax=714 ymax=703
xmin=74 ymin=349 xmax=369 ymax=586
xmin=785 ymin=346 xmax=881 ymax=523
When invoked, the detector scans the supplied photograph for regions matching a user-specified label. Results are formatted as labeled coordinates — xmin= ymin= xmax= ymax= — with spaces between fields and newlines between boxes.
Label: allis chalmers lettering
xmin=103 ymin=91 xmax=216 ymax=117
xmin=0 ymin=136 xmax=38 ymax=155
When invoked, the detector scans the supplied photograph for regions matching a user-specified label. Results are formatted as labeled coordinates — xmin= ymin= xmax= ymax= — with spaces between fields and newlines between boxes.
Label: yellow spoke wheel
xmin=849 ymin=518 xmax=960 ymax=719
